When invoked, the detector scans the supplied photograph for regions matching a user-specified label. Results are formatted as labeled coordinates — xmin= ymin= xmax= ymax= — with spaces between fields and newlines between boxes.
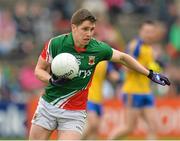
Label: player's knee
xmin=127 ymin=127 xmax=134 ymax=133
xmin=29 ymin=124 xmax=51 ymax=140
xmin=29 ymin=131 xmax=49 ymax=140
xmin=87 ymin=118 xmax=99 ymax=131
xmin=88 ymin=121 xmax=98 ymax=132
xmin=29 ymin=131 xmax=39 ymax=140
xmin=125 ymin=124 xmax=135 ymax=133
xmin=148 ymin=124 xmax=157 ymax=133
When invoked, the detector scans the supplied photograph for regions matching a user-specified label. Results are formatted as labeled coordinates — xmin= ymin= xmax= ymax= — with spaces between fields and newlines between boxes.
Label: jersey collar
xmin=74 ymin=45 xmax=86 ymax=53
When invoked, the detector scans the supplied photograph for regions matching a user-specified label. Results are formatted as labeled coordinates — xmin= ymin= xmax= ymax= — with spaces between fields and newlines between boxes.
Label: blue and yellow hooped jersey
xmin=122 ymin=38 xmax=159 ymax=94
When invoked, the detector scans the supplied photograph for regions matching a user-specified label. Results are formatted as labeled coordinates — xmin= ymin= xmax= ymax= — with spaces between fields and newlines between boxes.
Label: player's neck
xmin=75 ymin=44 xmax=84 ymax=48
xmin=74 ymin=40 xmax=85 ymax=48
xmin=72 ymin=32 xmax=86 ymax=48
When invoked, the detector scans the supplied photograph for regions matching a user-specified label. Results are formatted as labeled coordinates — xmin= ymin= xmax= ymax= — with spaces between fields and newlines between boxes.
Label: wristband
xmin=147 ymin=69 xmax=153 ymax=78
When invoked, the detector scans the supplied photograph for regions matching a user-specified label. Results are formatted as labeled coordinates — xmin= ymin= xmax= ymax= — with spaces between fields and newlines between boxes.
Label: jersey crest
xmin=88 ymin=56 xmax=95 ymax=65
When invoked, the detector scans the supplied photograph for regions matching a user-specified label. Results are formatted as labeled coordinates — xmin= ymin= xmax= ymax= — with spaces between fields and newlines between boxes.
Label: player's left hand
xmin=148 ymin=70 xmax=170 ymax=86
xmin=49 ymin=74 xmax=70 ymax=86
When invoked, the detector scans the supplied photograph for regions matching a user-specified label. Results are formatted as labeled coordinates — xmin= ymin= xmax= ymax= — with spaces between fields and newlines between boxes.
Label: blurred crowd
xmin=0 ymin=0 xmax=180 ymax=103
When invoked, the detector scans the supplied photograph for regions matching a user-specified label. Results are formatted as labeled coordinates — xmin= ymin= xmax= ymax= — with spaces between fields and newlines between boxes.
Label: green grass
xmin=121 ymin=136 xmax=180 ymax=140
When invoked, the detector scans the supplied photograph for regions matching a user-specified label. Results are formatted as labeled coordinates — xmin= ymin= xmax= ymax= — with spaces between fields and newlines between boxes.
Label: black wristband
xmin=49 ymin=78 xmax=53 ymax=85
xmin=147 ymin=69 xmax=153 ymax=78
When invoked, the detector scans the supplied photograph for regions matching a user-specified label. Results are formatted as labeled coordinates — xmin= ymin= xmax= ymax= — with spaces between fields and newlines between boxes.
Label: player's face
xmin=72 ymin=20 xmax=95 ymax=47
xmin=139 ymin=24 xmax=156 ymax=44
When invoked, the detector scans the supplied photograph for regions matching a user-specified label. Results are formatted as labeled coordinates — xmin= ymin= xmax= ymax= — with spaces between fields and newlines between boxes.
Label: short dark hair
xmin=140 ymin=20 xmax=155 ymax=28
xmin=71 ymin=9 xmax=97 ymax=26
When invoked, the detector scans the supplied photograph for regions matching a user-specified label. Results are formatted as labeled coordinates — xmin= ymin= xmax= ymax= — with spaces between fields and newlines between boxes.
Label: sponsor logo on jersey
xmin=79 ymin=70 xmax=92 ymax=78
xmin=59 ymin=70 xmax=74 ymax=78
xmin=88 ymin=56 xmax=95 ymax=65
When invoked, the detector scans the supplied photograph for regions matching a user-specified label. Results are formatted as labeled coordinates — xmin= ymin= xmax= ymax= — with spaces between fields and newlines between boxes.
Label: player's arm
xmin=110 ymin=49 xmax=170 ymax=86
xmin=35 ymin=56 xmax=70 ymax=86
xmin=111 ymin=49 xmax=149 ymax=76
xmin=34 ymin=56 xmax=51 ymax=84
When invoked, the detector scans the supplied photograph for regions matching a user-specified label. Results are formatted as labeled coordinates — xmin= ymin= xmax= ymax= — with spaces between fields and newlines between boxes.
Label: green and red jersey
xmin=40 ymin=32 xmax=113 ymax=110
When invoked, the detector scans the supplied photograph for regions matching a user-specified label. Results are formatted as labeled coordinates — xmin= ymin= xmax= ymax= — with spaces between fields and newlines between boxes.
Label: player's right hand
xmin=49 ymin=74 xmax=70 ymax=86
xmin=147 ymin=70 xmax=170 ymax=86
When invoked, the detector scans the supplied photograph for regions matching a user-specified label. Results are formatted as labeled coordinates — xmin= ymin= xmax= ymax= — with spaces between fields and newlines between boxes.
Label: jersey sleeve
xmin=98 ymin=41 xmax=113 ymax=61
xmin=40 ymin=39 xmax=53 ymax=63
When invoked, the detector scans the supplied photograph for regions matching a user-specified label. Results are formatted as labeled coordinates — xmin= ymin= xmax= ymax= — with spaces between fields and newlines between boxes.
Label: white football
xmin=51 ymin=53 xmax=79 ymax=79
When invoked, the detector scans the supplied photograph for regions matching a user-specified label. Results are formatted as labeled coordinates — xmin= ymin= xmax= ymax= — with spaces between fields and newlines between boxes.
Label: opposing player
xmin=82 ymin=61 xmax=107 ymax=139
xmin=29 ymin=9 xmax=170 ymax=140
xmin=111 ymin=20 xmax=166 ymax=140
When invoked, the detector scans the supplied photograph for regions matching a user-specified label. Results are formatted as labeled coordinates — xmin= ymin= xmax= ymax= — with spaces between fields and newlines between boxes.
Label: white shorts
xmin=31 ymin=97 xmax=87 ymax=134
